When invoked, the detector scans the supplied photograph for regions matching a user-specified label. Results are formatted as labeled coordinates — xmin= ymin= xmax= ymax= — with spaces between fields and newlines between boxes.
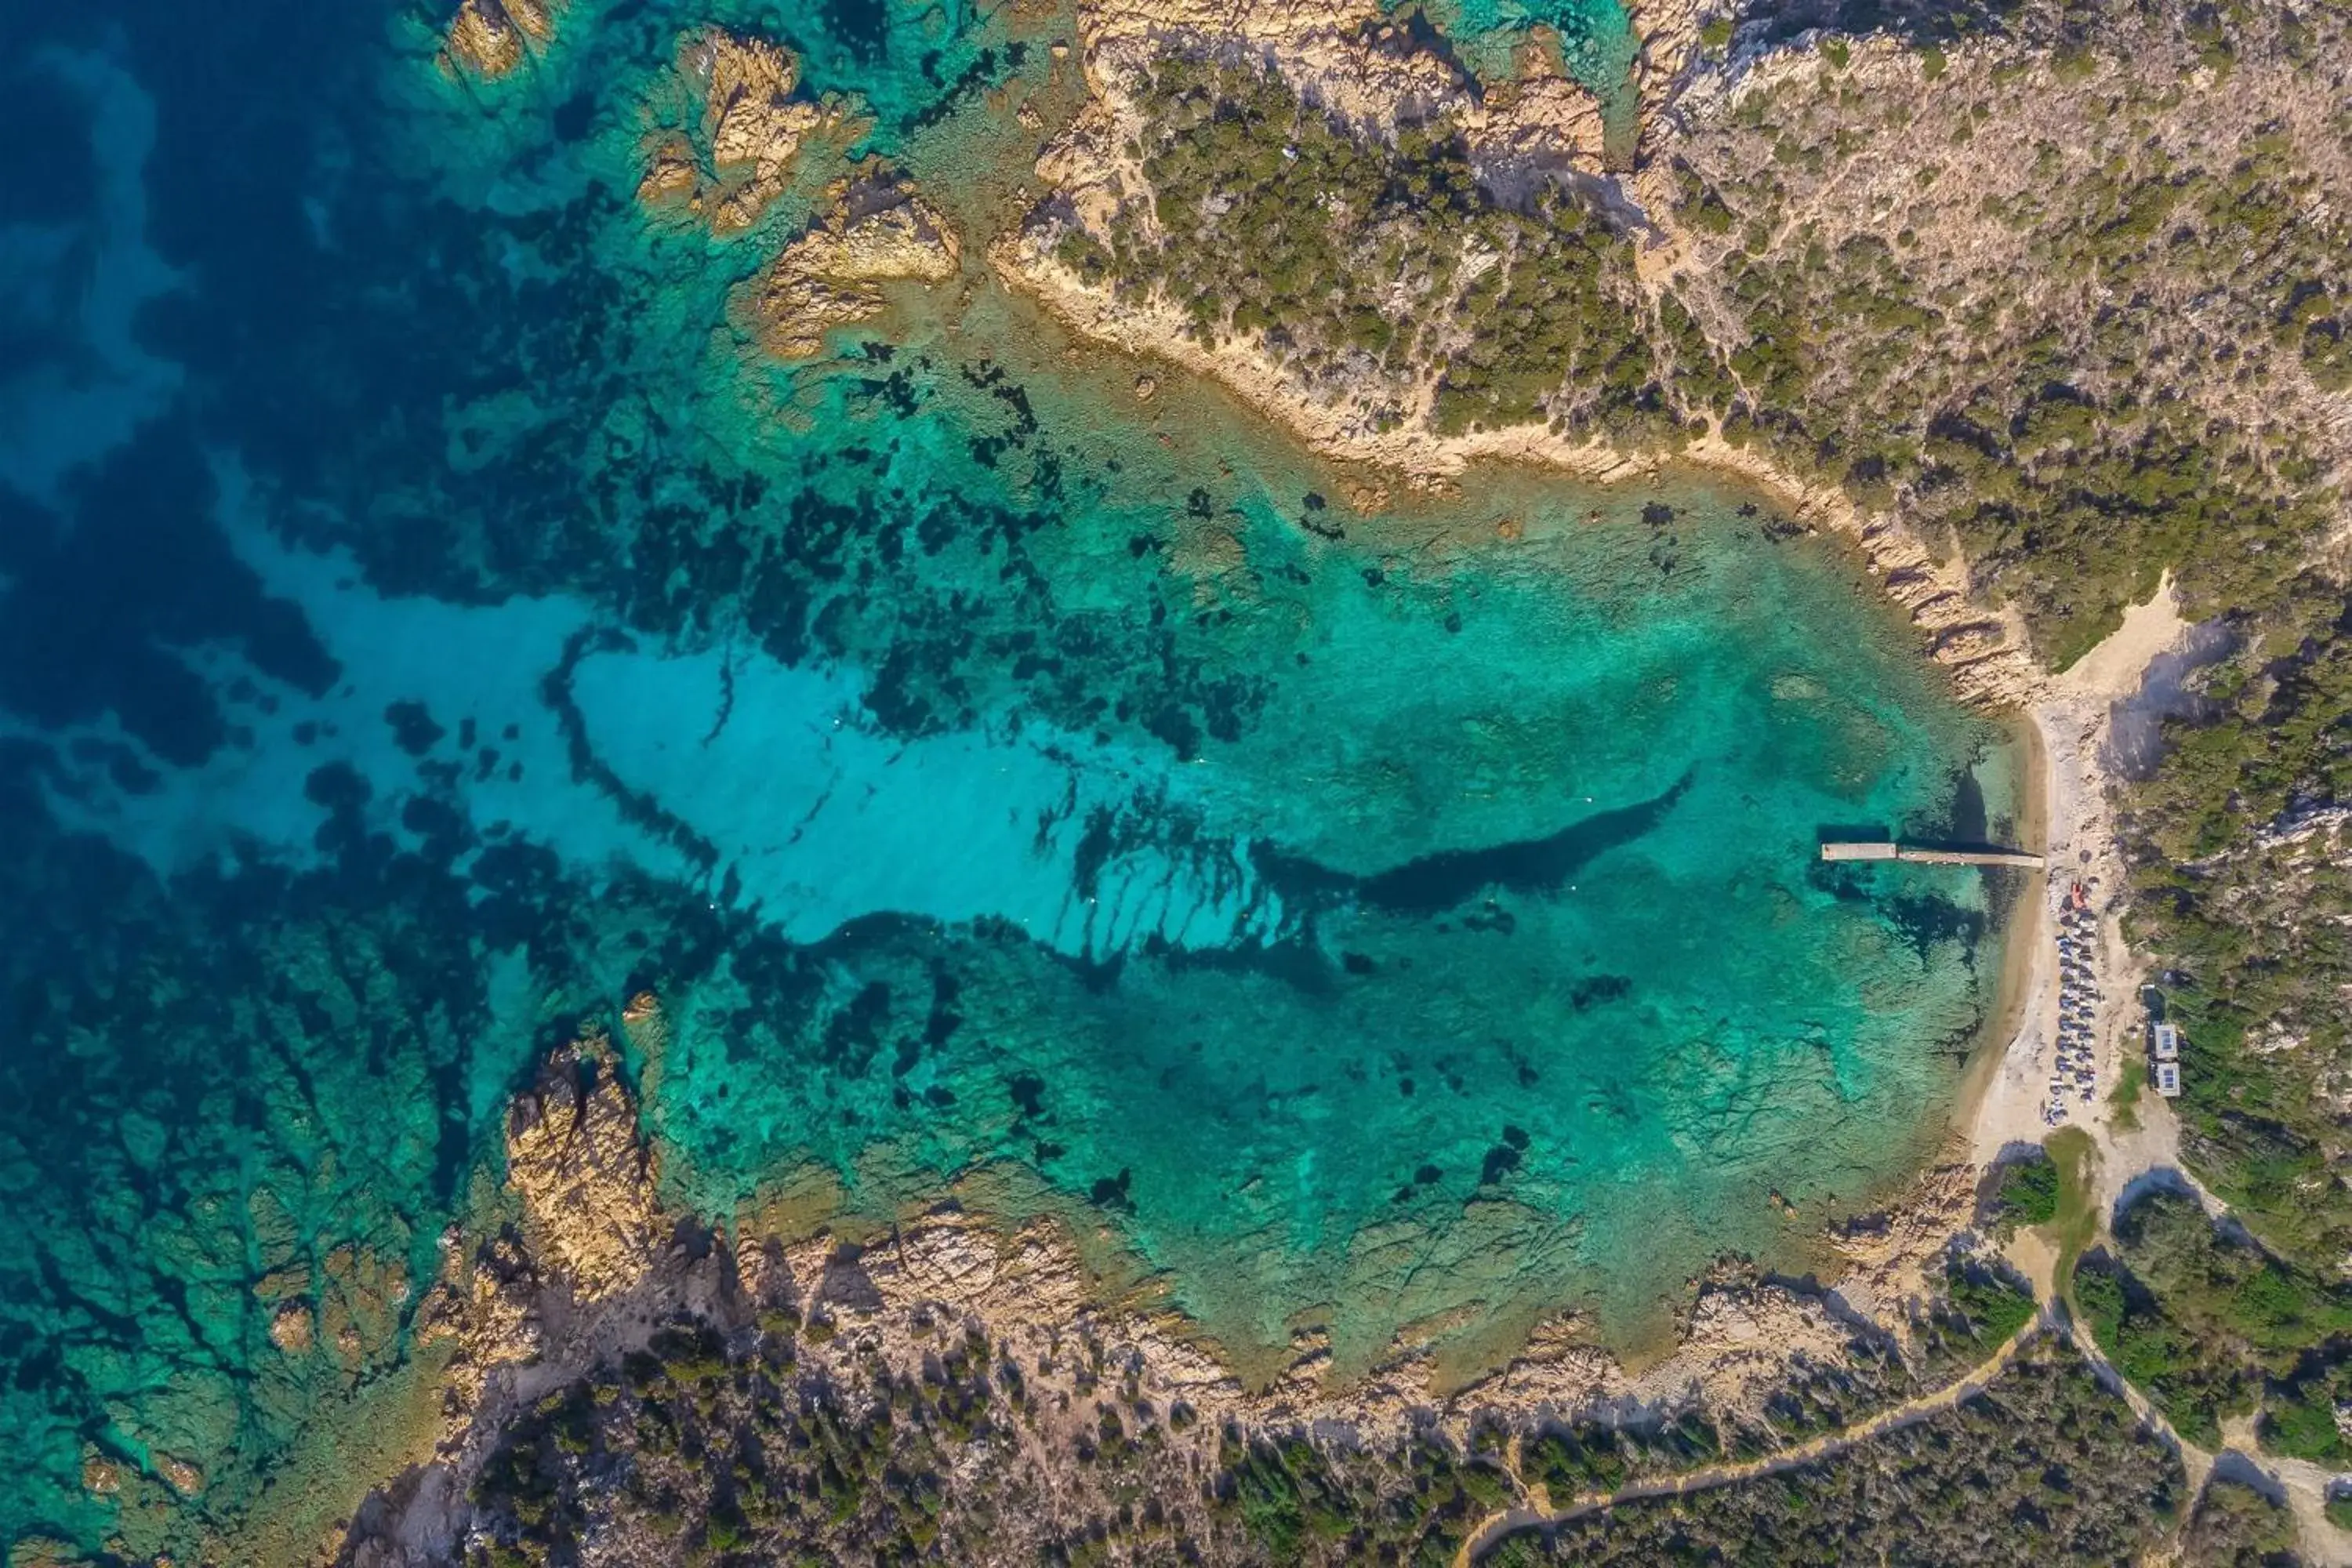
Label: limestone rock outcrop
xmin=636 ymin=30 xmax=834 ymax=235
xmin=503 ymin=1029 xmax=659 ymax=1302
xmin=746 ymin=176 xmax=962 ymax=360
xmin=440 ymin=0 xmax=557 ymax=82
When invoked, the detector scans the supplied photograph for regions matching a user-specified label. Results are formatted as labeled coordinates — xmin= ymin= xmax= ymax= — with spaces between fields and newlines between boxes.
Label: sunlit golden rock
xmin=505 ymin=1029 xmax=658 ymax=1301
xmin=637 ymin=30 xmax=831 ymax=234
xmin=157 ymin=1456 xmax=203 ymax=1497
xmin=441 ymin=0 xmax=557 ymax=80
xmin=634 ymin=132 xmax=701 ymax=212
xmin=749 ymin=175 xmax=962 ymax=360
xmin=268 ymin=1300 xmax=315 ymax=1354
xmin=78 ymin=1454 xmax=122 ymax=1497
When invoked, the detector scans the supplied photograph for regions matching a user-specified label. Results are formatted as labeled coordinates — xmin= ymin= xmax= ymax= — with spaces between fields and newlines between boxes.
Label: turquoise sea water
xmin=1411 ymin=0 xmax=1640 ymax=104
xmin=0 ymin=0 xmax=2014 ymax=1555
xmin=1395 ymin=0 xmax=1642 ymax=160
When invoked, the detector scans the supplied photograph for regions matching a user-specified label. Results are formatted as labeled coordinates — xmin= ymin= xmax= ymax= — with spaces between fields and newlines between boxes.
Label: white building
xmin=2151 ymin=1022 xmax=2181 ymax=1062
xmin=2154 ymin=1060 xmax=2182 ymax=1098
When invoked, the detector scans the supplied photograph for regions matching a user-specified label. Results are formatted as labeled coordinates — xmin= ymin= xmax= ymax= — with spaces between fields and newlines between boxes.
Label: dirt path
xmin=1457 ymin=1302 xmax=2349 ymax=1568
xmin=1450 ymin=1314 xmax=2049 ymax=1566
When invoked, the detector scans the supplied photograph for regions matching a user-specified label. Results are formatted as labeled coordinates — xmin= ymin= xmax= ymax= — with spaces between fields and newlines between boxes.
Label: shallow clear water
xmin=0 ymin=0 xmax=2014 ymax=1554
xmin=1412 ymin=0 xmax=1640 ymax=114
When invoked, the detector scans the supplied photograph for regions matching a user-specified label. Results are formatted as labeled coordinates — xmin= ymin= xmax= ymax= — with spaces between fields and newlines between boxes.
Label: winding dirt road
xmin=1451 ymin=1312 xmax=2049 ymax=1566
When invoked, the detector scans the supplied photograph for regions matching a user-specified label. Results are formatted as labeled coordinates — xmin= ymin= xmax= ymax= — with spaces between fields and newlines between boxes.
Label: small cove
xmin=0 ymin=0 xmax=2020 ymax=1554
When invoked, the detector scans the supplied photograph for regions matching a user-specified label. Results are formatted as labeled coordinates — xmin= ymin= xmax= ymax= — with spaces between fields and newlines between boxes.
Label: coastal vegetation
xmin=1661 ymin=2 xmax=2348 ymax=668
xmin=441 ymin=1294 xmax=2144 ymax=1568
xmin=451 ymin=1300 xmax=1544 ymax=1567
xmin=2076 ymin=1188 xmax=2352 ymax=1450
xmin=2180 ymin=1477 xmax=2303 ymax=1568
xmin=1984 ymin=1150 xmax=2060 ymax=1236
xmin=2032 ymin=1127 xmax=2102 ymax=1293
xmin=1482 ymin=1339 xmax=2185 ymax=1566
xmin=1062 ymin=59 xmax=1663 ymax=441
xmin=2125 ymin=684 xmax=2352 ymax=1276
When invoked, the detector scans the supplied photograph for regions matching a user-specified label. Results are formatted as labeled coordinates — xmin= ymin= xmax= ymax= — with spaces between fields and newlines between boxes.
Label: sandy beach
xmin=1944 ymin=710 xmax=2049 ymax=1150
xmin=1965 ymin=576 xmax=2191 ymax=1164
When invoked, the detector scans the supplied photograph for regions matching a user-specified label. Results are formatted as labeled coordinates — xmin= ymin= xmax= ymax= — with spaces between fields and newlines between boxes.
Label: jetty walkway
xmin=1820 ymin=841 xmax=2045 ymax=869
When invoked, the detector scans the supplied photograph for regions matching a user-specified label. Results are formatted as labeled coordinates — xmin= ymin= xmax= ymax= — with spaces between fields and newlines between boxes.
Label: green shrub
xmin=1989 ymin=1156 xmax=2061 ymax=1234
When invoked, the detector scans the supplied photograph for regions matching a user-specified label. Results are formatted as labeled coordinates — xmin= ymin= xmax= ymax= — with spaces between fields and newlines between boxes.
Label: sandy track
xmin=1452 ymin=1316 xmax=2050 ymax=1566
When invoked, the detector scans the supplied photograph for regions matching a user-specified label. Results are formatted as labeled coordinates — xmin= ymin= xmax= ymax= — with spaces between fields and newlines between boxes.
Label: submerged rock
xmin=318 ymin=1243 xmax=411 ymax=1375
xmin=5 ymin=1537 xmax=90 ymax=1568
xmin=620 ymin=989 xmax=669 ymax=1060
xmin=155 ymin=1457 xmax=203 ymax=1498
xmin=747 ymin=174 xmax=963 ymax=360
xmin=76 ymin=1456 xmax=120 ymax=1498
xmin=267 ymin=1300 xmax=314 ymax=1354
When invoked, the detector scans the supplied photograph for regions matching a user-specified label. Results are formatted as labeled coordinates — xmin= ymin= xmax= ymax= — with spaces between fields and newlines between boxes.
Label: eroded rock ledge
xmin=635 ymin=29 xmax=848 ymax=235
xmin=440 ymin=0 xmax=557 ymax=82
xmin=338 ymin=1004 xmax=2027 ymax=1566
xmin=996 ymin=0 xmax=2042 ymax=706
xmin=741 ymin=172 xmax=964 ymax=360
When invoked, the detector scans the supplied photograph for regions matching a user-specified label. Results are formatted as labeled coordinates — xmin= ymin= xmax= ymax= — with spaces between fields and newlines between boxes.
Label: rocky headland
xmin=620 ymin=28 xmax=963 ymax=355
xmin=321 ymin=992 xmax=2051 ymax=1567
xmin=992 ymin=0 xmax=2044 ymax=708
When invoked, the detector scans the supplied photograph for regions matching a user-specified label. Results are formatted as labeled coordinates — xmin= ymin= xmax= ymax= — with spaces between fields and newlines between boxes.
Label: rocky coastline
xmin=330 ymin=994 xmax=2021 ymax=1567
xmin=990 ymin=0 xmax=2042 ymax=710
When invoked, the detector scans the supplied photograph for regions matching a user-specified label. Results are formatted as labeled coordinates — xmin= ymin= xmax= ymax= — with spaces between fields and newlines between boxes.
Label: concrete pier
xmin=1820 ymin=841 xmax=2045 ymax=869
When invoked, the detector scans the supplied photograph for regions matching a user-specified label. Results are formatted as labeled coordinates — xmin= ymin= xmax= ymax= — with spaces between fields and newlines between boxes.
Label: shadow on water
xmin=1254 ymin=768 xmax=1696 ymax=918
xmin=1950 ymin=766 xmax=1988 ymax=844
